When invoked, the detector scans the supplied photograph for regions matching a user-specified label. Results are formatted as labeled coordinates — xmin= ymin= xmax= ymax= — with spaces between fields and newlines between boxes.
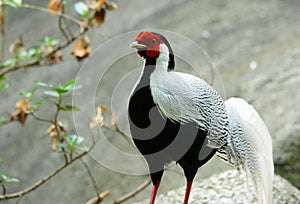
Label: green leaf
xmin=33 ymin=81 xmax=53 ymax=88
xmin=5 ymin=177 xmax=19 ymax=183
xmin=3 ymin=58 xmax=18 ymax=67
xmin=28 ymin=48 xmax=42 ymax=56
xmin=19 ymin=88 xmax=37 ymax=100
xmin=74 ymin=2 xmax=89 ymax=16
xmin=17 ymin=50 xmax=29 ymax=60
xmin=0 ymin=74 xmax=10 ymax=90
xmin=28 ymin=100 xmax=44 ymax=110
xmin=64 ymin=84 xmax=82 ymax=91
xmin=81 ymin=10 xmax=89 ymax=18
xmin=0 ymin=173 xmax=19 ymax=184
xmin=64 ymin=134 xmax=85 ymax=152
xmin=33 ymin=101 xmax=44 ymax=106
xmin=2 ymin=0 xmax=22 ymax=7
xmin=12 ymin=0 xmax=22 ymax=6
xmin=60 ymin=23 xmax=67 ymax=30
xmin=19 ymin=91 xmax=32 ymax=98
xmin=3 ymin=0 xmax=17 ymax=8
xmin=63 ymin=78 xmax=82 ymax=91
xmin=0 ymin=75 xmax=6 ymax=81
xmin=44 ymin=37 xmax=60 ymax=46
xmin=0 ymin=118 xmax=4 ymax=126
xmin=0 ymin=81 xmax=10 ymax=90
xmin=55 ymin=87 xmax=68 ymax=94
xmin=63 ymin=78 xmax=77 ymax=88
xmin=35 ymin=55 xmax=43 ymax=61
xmin=44 ymin=91 xmax=59 ymax=98
xmin=58 ymin=105 xmax=80 ymax=111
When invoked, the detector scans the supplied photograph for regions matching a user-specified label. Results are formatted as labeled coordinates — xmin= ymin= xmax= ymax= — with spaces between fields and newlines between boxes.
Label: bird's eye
xmin=151 ymin=38 xmax=156 ymax=43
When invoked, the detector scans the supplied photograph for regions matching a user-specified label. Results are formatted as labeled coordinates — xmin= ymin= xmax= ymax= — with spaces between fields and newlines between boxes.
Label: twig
xmin=22 ymin=4 xmax=84 ymax=30
xmin=0 ymin=117 xmax=13 ymax=127
xmin=0 ymin=148 xmax=91 ymax=200
xmin=0 ymin=4 xmax=5 ymax=62
xmin=108 ymin=179 xmax=151 ymax=204
xmin=85 ymin=190 xmax=110 ymax=204
xmin=52 ymin=98 xmax=69 ymax=164
xmin=58 ymin=4 xmax=70 ymax=42
xmin=1 ymin=183 xmax=6 ymax=195
xmin=61 ymin=147 xmax=69 ymax=164
xmin=31 ymin=112 xmax=53 ymax=124
xmin=0 ymin=26 xmax=87 ymax=76
xmin=14 ymin=196 xmax=22 ymax=204
xmin=102 ymin=124 xmax=136 ymax=149
xmin=80 ymin=158 xmax=100 ymax=199
xmin=0 ymin=4 xmax=88 ymax=76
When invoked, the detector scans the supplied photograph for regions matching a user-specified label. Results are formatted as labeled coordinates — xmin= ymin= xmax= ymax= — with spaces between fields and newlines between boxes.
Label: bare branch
xmin=1 ymin=183 xmax=6 ymax=195
xmin=109 ymin=179 xmax=151 ymax=204
xmin=14 ymin=196 xmax=22 ymax=204
xmin=0 ymin=117 xmax=13 ymax=127
xmin=31 ymin=112 xmax=53 ymax=124
xmin=102 ymin=124 xmax=136 ymax=149
xmin=0 ymin=144 xmax=94 ymax=201
xmin=0 ymin=27 xmax=87 ymax=76
xmin=0 ymin=5 xmax=5 ymax=61
xmin=58 ymin=4 xmax=70 ymax=42
xmin=80 ymin=158 xmax=100 ymax=198
xmin=22 ymin=4 xmax=84 ymax=30
xmin=85 ymin=190 xmax=110 ymax=204
xmin=0 ymin=4 xmax=88 ymax=76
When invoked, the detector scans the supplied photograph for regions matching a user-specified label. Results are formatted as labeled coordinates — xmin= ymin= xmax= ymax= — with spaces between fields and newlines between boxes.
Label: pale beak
xmin=130 ymin=41 xmax=147 ymax=49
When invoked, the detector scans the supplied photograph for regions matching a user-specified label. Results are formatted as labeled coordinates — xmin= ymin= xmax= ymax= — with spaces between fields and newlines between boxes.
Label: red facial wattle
xmin=135 ymin=32 xmax=164 ymax=58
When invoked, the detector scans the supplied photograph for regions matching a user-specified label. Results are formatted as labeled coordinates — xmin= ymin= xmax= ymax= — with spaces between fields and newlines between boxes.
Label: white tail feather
xmin=224 ymin=97 xmax=274 ymax=204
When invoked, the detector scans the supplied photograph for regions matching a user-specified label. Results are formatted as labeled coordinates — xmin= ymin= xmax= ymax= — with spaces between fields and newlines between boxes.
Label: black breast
xmin=128 ymin=61 xmax=216 ymax=176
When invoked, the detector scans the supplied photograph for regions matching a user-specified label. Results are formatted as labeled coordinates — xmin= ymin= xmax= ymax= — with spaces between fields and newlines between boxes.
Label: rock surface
xmin=134 ymin=170 xmax=300 ymax=204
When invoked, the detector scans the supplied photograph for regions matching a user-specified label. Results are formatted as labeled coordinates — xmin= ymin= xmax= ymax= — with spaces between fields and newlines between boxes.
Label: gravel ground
xmin=135 ymin=170 xmax=300 ymax=204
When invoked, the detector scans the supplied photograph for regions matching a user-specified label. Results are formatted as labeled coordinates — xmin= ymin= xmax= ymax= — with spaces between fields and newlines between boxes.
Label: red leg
xmin=183 ymin=179 xmax=193 ymax=204
xmin=149 ymin=181 xmax=161 ymax=204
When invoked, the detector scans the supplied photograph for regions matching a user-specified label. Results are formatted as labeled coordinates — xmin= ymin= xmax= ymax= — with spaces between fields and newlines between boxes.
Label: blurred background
xmin=0 ymin=0 xmax=300 ymax=203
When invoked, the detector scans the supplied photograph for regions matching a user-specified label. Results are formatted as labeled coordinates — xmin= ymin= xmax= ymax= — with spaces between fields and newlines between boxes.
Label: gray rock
xmin=134 ymin=170 xmax=300 ymax=204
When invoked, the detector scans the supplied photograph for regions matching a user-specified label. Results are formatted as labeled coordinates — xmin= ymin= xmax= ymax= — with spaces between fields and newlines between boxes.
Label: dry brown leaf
xmin=47 ymin=51 xmax=63 ymax=64
xmin=85 ymin=0 xmax=105 ymax=10
xmin=9 ymin=36 xmax=25 ymax=57
xmin=46 ymin=121 xmax=66 ymax=135
xmin=86 ymin=17 xmax=98 ymax=29
xmin=93 ymin=8 xmax=106 ymax=25
xmin=48 ymin=0 xmax=62 ymax=14
xmin=16 ymin=98 xmax=29 ymax=112
xmin=80 ymin=17 xmax=90 ymax=27
xmin=71 ymin=36 xmax=92 ymax=61
xmin=46 ymin=121 xmax=66 ymax=151
xmin=100 ymin=105 xmax=107 ymax=113
xmin=11 ymin=98 xmax=29 ymax=126
xmin=89 ymin=105 xmax=105 ymax=129
xmin=110 ymin=114 xmax=116 ymax=130
xmin=97 ymin=0 xmax=106 ymax=11
xmin=104 ymin=1 xmax=118 ymax=10
xmin=0 ymin=5 xmax=4 ymax=25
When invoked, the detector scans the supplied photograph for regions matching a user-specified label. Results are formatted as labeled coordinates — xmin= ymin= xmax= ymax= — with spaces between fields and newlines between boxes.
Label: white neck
xmin=155 ymin=44 xmax=170 ymax=73
xmin=149 ymin=44 xmax=170 ymax=92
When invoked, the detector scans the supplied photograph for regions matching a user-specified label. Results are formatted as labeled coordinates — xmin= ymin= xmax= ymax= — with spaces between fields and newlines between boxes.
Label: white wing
xmin=221 ymin=97 xmax=274 ymax=204
xmin=150 ymin=70 xmax=228 ymax=148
